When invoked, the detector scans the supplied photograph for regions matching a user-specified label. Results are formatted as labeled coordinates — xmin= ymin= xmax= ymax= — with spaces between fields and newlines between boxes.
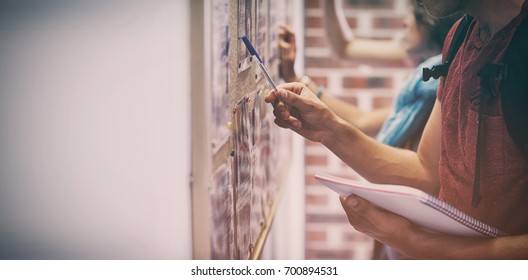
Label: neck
xmin=465 ymin=0 xmax=524 ymax=43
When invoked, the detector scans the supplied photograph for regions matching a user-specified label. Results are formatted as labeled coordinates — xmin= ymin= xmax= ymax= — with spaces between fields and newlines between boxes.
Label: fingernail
xmin=349 ymin=197 xmax=359 ymax=207
xmin=293 ymin=121 xmax=301 ymax=130
xmin=278 ymin=90 xmax=287 ymax=98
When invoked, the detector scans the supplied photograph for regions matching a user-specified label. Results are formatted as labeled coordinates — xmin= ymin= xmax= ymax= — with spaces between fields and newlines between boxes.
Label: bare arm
xmin=340 ymin=194 xmax=528 ymax=259
xmin=277 ymin=28 xmax=391 ymax=135
xmin=265 ymin=82 xmax=527 ymax=259
xmin=324 ymin=100 xmax=441 ymax=193
xmin=323 ymin=0 xmax=406 ymax=62
xmin=265 ymin=83 xmax=440 ymax=194
xmin=320 ymin=93 xmax=391 ymax=136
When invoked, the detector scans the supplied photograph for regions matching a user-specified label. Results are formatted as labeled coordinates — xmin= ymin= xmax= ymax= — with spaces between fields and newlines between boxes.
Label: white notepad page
xmin=315 ymin=173 xmax=507 ymax=237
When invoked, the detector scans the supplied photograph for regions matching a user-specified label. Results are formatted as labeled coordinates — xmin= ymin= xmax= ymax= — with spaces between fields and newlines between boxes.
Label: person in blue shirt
xmin=375 ymin=55 xmax=441 ymax=149
xmin=279 ymin=0 xmax=460 ymax=150
xmin=278 ymin=0 xmax=461 ymax=258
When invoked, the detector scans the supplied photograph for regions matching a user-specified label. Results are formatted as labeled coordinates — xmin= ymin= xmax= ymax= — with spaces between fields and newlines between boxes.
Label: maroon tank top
xmin=437 ymin=4 xmax=528 ymax=234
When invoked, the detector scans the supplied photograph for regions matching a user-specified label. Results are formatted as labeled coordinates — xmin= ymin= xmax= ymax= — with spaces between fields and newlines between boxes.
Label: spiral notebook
xmin=315 ymin=173 xmax=507 ymax=238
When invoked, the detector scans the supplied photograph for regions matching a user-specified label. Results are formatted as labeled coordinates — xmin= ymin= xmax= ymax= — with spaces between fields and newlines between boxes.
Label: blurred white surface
xmin=0 ymin=0 xmax=192 ymax=259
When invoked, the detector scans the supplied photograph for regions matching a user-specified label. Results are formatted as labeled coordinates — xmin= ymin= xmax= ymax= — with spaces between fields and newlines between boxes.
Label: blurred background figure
xmin=280 ymin=0 xmax=460 ymax=149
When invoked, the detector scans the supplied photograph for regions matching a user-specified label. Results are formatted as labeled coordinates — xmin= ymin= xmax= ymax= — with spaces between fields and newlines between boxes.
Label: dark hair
xmin=411 ymin=1 xmax=463 ymax=50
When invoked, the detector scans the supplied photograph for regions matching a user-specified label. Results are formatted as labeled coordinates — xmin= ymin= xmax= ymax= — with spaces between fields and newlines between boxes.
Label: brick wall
xmin=303 ymin=0 xmax=413 ymax=260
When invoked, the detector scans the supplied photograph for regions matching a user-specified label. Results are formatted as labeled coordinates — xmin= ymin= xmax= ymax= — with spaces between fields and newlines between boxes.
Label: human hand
xmin=340 ymin=194 xmax=417 ymax=256
xmin=278 ymin=25 xmax=298 ymax=82
xmin=264 ymin=82 xmax=338 ymax=144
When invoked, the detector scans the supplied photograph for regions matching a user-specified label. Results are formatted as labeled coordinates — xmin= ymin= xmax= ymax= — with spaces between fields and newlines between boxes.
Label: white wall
xmin=0 ymin=0 xmax=192 ymax=259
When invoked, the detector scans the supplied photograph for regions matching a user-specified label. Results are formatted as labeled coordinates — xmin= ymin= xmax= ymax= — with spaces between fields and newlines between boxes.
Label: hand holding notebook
xmin=315 ymin=173 xmax=507 ymax=238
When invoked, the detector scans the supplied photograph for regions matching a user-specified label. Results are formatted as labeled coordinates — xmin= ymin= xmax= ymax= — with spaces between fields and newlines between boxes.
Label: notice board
xmin=191 ymin=0 xmax=294 ymax=259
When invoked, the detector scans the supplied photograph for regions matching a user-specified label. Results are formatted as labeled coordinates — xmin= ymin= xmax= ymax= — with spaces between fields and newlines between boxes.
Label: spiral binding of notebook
xmin=422 ymin=195 xmax=507 ymax=238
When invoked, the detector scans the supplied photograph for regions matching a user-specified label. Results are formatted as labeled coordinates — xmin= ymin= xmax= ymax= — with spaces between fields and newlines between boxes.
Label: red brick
xmin=373 ymin=17 xmax=404 ymax=29
xmin=305 ymin=174 xmax=318 ymax=185
xmin=305 ymin=57 xmax=359 ymax=68
xmin=343 ymin=77 xmax=365 ymax=88
xmin=306 ymin=249 xmax=353 ymax=260
xmin=305 ymin=0 xmax=321 ymax=9
xmin=306 ymin=213 xmax=348 ymax=223
xmin=306 ymin=57 xmax=408 ymax=68
xmin=306 ymin=16 xmax=324 ymax=29
xmin=306 ymin=230 xmax=327 ymax=242
xmin=343 ymin=76 xmax=392 ymax=89
xmin=306 ymin=194 xmax=328 ymax=205
xmin=310 ymin=76 xmax=328 ymax=87
xmin=305 ymin=36 xmax=328 ymax=48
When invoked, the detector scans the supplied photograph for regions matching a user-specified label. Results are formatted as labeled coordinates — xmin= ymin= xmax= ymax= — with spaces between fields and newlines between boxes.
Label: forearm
xmin=302 ymin=76 xmax=389 ymax=134
xmin=322 ymin=0 xmax=351 ymax=58
xmin=321 ymin=93 xmax=390 ymax=135
xmin=322 ymin=117 xmax=438 ymax=193
xmin=345 ymin=39 xmax=407 ymax=62
xmin=323 ymin=0 xmax=406 ymax=61
xmin=342 ymin=189 xmax=528 ymax=260
xmin=320 ymin=93 xmax=364 ymax=127
xmin=401 ymin=226 xmax=528 ymax=259
xmin=267 ymin=83 xmax=438 ymax=192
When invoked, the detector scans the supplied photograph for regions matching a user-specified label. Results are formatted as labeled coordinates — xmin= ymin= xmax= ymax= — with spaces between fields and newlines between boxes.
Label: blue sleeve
xmin=375 ymin=55 xmax=441 ymax=147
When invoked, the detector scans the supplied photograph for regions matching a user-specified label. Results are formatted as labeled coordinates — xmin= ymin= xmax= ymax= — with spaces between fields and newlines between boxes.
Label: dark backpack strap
xmin=471 ymin=17 xmax=528 ymax=207
xmin=446 ymin=15 xmax=474 ymax=65
xmin=475 ymin=16 xmax=528 ymax=159
xmin=422 ymin=15 xmax=474 ymax=82
xmin=501 ymin=18 xmax=528 ymax=158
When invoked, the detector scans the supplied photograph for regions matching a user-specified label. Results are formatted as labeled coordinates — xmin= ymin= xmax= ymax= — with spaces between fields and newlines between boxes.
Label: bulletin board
xmin=191 ymin=0 xmax=294 ymax=260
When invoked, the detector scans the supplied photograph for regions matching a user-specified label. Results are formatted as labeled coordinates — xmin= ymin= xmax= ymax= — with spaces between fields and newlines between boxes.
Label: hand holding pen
xmin=239 ymin=35 xmax=330 ymax=136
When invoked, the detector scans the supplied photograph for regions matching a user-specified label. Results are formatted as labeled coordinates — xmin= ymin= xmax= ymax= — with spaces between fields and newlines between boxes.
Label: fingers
xmin=272 ymin=100 xmax=290 ymax=120
xmin=339 ymin=195 xmax=379 ymax=234
xmin=275 ymin=85 xmax=317 ymax=113
xmin=278 ymin=24 xmax=294 ymax=35
xmin=265 ymin=89 xmax=291 ymax=121
xmin=266 ymin=83 xmax=318 ymax=120
xmin=278 ymin=39 xmax=290 ymax=49
xmin=278 ymin=25 xmax=296 ymax=45
xmin=264 ymin=83 xmax=304 ymax=105
xmin=339 ymin=194 xmax=412 ymax=238
xmin=276 ymin=82 xmax=305 ymax=95
xmin=265 ymin=83 xmax=321 ymax=132
xmin=264 ymin=89 xmax=279 ymax=103
xmin=274 ymin=115 xmax=302 ymax=130
xmin=340 ymin=195 xmax=366 ymax=218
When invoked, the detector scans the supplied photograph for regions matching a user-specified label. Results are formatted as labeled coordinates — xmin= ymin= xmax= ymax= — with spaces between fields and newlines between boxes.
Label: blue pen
xmin=239 ymin=35 xmax=278 ymax=91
